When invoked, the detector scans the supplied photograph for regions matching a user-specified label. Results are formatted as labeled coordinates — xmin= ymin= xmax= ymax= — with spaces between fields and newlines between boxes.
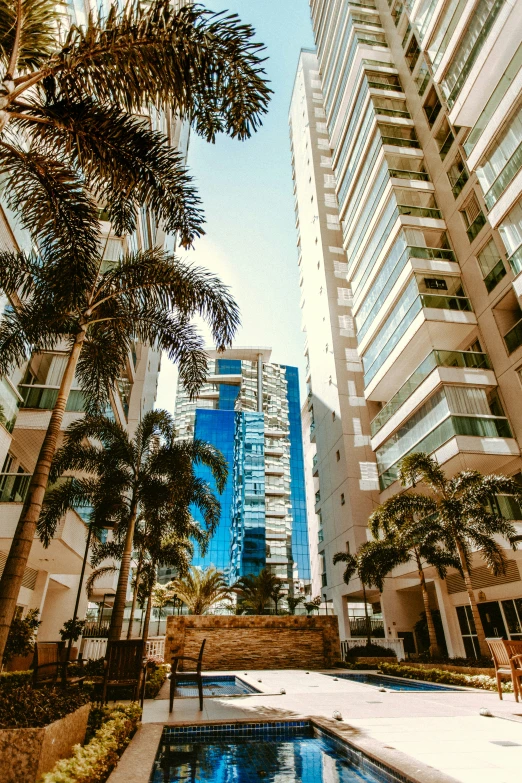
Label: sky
xmin=155 ymin=0 xmax=315 ymax=413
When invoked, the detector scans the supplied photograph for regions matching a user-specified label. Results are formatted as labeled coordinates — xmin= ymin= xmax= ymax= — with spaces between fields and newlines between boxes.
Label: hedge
xmin=0 ymin=681 xmax=91 ymax=729
xmin=378 ymin=662 xmax=513 ymax=693
xmin=0 ymin=670 xmax=32 ymax=688
xmin=145 ymin=664 xmax=169 ymax=699
xmin=39 ymin=703 xmax=142 ymax=783
xmin=345 ymin=644 xmax=397 ymax=659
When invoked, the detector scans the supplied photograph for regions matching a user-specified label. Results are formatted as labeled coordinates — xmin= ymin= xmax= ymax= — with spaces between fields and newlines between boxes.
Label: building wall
xmin=292 ymin=0 xmax=522 ymax=654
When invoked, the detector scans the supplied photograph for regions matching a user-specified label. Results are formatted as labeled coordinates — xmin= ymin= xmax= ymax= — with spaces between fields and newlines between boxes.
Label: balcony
xmin=379 ymin=414 xmax=517 ymax=492
xmin=397 ymin=205 xmax=442 ymax=219
xmin=483 ymin=259 xmax=507 ymax=293
xmin=389 ymin=169 xmax=430 ymax=181
xmin=349 ymin=617 xmax=385 ymax=638
xmin=310 ymin=420 xmax=316 ymax=442
xmin=363 ymin=284 xmax=477 ymax=403
xmin=0 ymin=377 xmax=22 ymax=434
xmin=312 ymin=453 xmax=319 ymax=476
xmin=450 ymin=169 xmax=469 ymax=199
xmin=484 ymin=141 xmax=522 ymax=211
xmin=0 ymin=473 xmax=31 ymax=503
xmin=508 ymin=244 xmax=522 ymax=276
xmin=18 ymin=385 xmax=86 ymax=412
xmin=466 ymin=212 xmax=487 ymax=242
xmin=370 ymin=349 xmax=493 ymax=439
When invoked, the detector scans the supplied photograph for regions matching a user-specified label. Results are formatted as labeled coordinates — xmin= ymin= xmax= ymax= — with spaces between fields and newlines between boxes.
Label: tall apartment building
xmin=291 ymin=0 xmax=522 ymax=656
xmin=0 ymin=0 xmax=188 ymax=641
xmin=169 ymin=348 xmax=311 ymax=591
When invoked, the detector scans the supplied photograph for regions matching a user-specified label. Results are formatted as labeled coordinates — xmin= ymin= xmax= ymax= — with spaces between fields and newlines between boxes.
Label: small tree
xmin=171 ymin=566 xmax=233 ymax=615
xmin=286 ymin=595 xmax=304 ymax=615
xmin=59 ymin=617 xmax=86 ymax=643
xmin=270 ymin=582 xmax=285 ymax=615
xmin=3 ymin=608 xmax=40 ymax=664
xmin=234 ymin=568 xmax=279 ymax=615
xmin=304 ymin=596 xmax=322 ymax=616
xmin=332 ymin=551 xmax=373 ymax=647
xmin=151 ymin=582 xmax=176 ymax=635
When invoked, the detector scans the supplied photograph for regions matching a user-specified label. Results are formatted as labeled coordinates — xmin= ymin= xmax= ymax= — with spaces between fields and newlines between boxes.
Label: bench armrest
xmin=172 ymin=655 xmax=200 ymax=664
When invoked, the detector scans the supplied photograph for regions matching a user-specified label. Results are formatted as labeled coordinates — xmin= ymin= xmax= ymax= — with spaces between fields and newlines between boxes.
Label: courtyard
xmin=108 ymin=668 xmax=522 ymax=783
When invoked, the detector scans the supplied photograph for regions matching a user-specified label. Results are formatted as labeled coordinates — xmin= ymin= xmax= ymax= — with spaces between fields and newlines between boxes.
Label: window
xmin=415 ymin=59 xmax=430 ymax=96
xmin=336 ymin=450 xmax=340 ymax=462
xmin=435 ymin=118 xmax=455 ymax=160
xmin=461 ymin=194 xmax=487 ymax=242
xmin=341 ymin=493 xmax=345 ymax=505
xmin=423 ymin=87 xmax=441 ymax=127
xmin=405 ymin=35 xmax=420 ymax=72
xmin=447 ymin=154 xmax=469 ymax=198
xmin=477 ymin=102 xmax=522 ymax=210
xmin=476 ymin=238 xmax=506 ymax=293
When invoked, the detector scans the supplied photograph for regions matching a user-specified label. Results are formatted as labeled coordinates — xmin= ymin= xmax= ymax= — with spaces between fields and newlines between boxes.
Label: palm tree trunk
xmin=0 ymin=331 xmax=85 ymax=664
xmin=455 ymin=541 xmax=489 ymax=658
xmin=126 ymin=552 xmax=143 ymax=640
xmin=362 ymin=582 xmax=372 ymax=647
xmin=415 ymin=553 xmax=440 ymax=657
xmin=142 ymin=588 xmax=153 ymax=647
xmin=108 ymin=496 xmax=138 ymax=642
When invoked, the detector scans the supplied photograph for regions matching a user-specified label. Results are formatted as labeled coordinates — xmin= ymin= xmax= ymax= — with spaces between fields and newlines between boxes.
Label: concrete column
xmin=433 ymin=578 xmax=465 ymax=658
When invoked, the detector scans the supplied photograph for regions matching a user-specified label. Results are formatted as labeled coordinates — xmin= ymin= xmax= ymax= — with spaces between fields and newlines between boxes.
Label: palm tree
xmin=0 ymin=250 xmax=237 ymax=661
xmin=270 ymin=581 xmax=285 ymax=615
xmin=234 ymin=568 xmax=280 ymax=615
xmin=0 ymin=0 xmax=270 ymax=663
xmin=397 ymin=452 xmax=521 ymax=658
xmin=286 ymin=595 xmax=304 ymax=615
xmin=171 ymin=566 xmax=233 ymax=616
xmin=38 ymin=409 xmax=227 ymax=642
xmin=332 ymin=550 xmax=375 ymax=648
xmin=0 ymin=1 xmax=271 ymax=242
xmin=368 ymin=494 xmax=460 ymax=657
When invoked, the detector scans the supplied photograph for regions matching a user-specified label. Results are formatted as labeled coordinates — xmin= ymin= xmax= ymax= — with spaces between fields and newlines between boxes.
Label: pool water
xmin=152 ymin=723 xmax=400 ymax=783
xmin=329 ymin=672 xmax=459 ymax=692
xmin=173 ymin=675 xmax=259 ymax=698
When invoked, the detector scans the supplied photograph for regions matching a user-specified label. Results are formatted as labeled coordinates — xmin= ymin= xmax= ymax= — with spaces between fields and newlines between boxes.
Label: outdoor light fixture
xmin=332 ymin=711 xmax=342 ymax=721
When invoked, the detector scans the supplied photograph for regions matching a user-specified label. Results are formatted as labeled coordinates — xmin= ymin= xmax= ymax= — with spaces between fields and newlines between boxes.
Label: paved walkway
xmin=109 ymin=669 xmax=522 ymax=783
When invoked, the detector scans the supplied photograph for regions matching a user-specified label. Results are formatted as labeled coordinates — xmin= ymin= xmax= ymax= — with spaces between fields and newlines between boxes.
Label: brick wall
xmin=165 ymin=615 xmax=341 ymax=670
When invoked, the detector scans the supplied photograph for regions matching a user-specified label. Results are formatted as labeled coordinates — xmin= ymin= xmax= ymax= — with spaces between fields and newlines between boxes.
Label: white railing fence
xmin=341 ymin=638 xmax=405 ymax=661
xmin=145 ymin=636 xmax=166 ymax=660
xmin=81 ymin=637 xmax=107 ymax=660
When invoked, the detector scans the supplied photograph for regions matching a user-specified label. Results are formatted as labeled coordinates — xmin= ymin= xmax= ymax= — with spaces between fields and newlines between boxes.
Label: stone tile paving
xmin=109 ymin=669 xmax=522 ymax=783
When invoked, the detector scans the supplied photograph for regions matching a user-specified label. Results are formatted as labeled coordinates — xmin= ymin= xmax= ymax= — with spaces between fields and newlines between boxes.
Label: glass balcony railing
xmin=0 ymin=473 xmax=31 ymax=502
xmin=484 ymin=141 xmax=522 ymax=210
xmin=18 ymin=385 xmax=86 ymax=412
xmin=389 ymin=169 xmax=430 ymax=181
xmin=380 ymin=414 xmax=513 ymax=489
xmin=444 ymin=0 xmax=506 ymax=109
xmin=483 ymin=259 xmax=507 ymax=293
xmin=315 ymin=491 xmax=321 ymax=505
xmin=312 ymin=453 xmax=318 ymax=471
xmin=367 ymin=80 xmax=403 ymax=92
xmin=504 ymin=318 xmax=522 ymax=354
xmin=381 ymin=135 xmax=420 ymax=148
xmin=451 ymin=169 xmax=469 ymax=198
xmin=0 ymin=377 xmax=21 ymax=433
xmin=310 ymin=420 xmax=316 ymax=440
xmin=507 ymin=244 xmax=522 ymax=276
xmin=420 ymin=292 xmax=472 ymax=310
xmin=398 ymin=204 xmax=442 ymax=219
xmin=370 ymin=349 xmax=492 ymax=437
xmin=466 ymin=212 xmax=487 ymax=242
xmin=374 ymin=107 xmax=410 ymax=118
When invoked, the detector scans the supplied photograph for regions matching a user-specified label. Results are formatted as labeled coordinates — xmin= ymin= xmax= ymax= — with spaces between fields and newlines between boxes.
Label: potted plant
xmin=3 ymin=609 xmax=40 ymax=672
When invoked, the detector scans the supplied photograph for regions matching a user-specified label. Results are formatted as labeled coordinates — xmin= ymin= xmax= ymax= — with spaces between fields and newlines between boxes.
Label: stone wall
xmin=165 ymin=615 xmax=341 ymax=670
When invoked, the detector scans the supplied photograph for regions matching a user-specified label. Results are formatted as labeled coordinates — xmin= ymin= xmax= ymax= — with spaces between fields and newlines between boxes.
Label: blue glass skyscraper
xmin=172 ymin=348 xmax=310 ymax=588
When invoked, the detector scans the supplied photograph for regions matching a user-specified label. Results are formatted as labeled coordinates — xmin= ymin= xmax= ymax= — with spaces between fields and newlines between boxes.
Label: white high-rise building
xmin=291 ymin=0 xmax=522 ymax=657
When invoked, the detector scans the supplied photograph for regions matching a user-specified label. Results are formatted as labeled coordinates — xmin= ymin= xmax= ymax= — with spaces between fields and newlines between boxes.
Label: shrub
xmin=145 ymin=664 xmax=169 ymax=698
xmin=3 ymin=608 xmax=41 ymax=663
xmin=0 ymin=670 xmax=33 ymax=688
xmin=39 ymin=703 xmax=142 ymax=783
xmin=0 ymin=683 xmax=91 ymax=729
xmin=345 ymin=644 xmax=397 ymax=659
xmin=333 ymin=660 xmax=379 ymax=670
xmin=59 ymin=618 xmax=86 ymax=642
xmin=378 ymin=662 xmax=513 ymax=692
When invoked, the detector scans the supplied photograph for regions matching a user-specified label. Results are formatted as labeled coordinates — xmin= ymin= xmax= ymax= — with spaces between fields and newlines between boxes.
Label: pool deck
xmin=108 ymin=668 xmax=522 ymax=783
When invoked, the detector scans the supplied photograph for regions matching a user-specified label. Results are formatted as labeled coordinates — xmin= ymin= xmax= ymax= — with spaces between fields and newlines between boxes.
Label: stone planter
xmin=0 ymin=702 xmax=90 ymax=783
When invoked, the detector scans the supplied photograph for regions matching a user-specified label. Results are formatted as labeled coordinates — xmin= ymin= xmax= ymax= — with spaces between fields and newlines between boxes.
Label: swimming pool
xmin=151 ymin=722 xmax=406 ymax=782
xmin=327 ymin=672 xmax=460 ymax=692
xmin=172 ymin=675 xmax=259 ymax=698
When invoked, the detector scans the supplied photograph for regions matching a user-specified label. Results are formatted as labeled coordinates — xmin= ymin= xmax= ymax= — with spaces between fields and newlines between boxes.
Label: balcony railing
xmin=0 ymin=473 xmax=31 ymax=503
xmin=315 ymin=491 xmax=321 ymax=505
xmin=484 ymin=141 xmax=522 ymax=210
xmin=379 ymin=414 xmax=513 ymax=489
xmin=466 ymin=212 xmax=487 ymax=242
xmin=368 ymin=81 xmax=403 ymax=92
xmin=389 ymin=169 xmax=430 ymax=181
xmin=0 ymin=377 xmax=21 ymax=434
xmin=504 ymin=318 xmax=522 ymax=354
xmin=381 ymin=135 xmax=420 ymax=148
xmin=420 ymin=293 xmax=472 ymax=311
xmin=310 ymin=420 xmax=316 ymax=440
xmin=312 ymin=453 xmax=318 ymax=472
xmin=483 ymin=259 xmax=507 ymax=293
xmin=348 ymin=617 xmax=385 ymax=637
xmin=370 ymin=349 xmax=492 ymax=437
xmin=18 ymin=385 xmax=86 ymax=412
xmin=398 ymin=204 xmax=442 ymax=219
xmin=375 ymin=107 xmax=410 ymax=119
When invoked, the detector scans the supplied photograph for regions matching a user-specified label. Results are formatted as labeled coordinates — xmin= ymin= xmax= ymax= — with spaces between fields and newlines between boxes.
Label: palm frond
xmin=48 ymin=2 xmax=271 ymax=140
xmin=0 ymin=0 xmax=63 ymax=73
xmin=398 ymin=452 xmax=447 ymax=495
xmin=85 ymin=564 xmax=118 ymax=597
